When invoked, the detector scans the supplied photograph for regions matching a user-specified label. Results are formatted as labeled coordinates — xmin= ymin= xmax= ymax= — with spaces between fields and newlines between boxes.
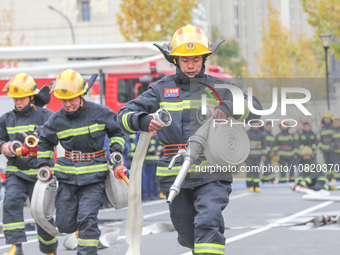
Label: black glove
xmin=138 ymin=114 xmax=153 ymax=132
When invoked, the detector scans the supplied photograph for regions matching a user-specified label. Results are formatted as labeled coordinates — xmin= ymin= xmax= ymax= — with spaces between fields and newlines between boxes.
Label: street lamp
xmin=48 ymin=5 xmax=75 ymax=44
xmin=318 ymin=33 xmax=332 ymax=110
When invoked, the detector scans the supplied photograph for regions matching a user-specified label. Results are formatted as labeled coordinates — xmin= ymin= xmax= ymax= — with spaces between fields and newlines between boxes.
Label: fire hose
xmin=30 ymin=149 xmax=131 ymax=239
xmin=125 ymin=109 xmax=172 ymax=255
xmin=167 ymin=113 xmax=250 ymax=204
xmin=31 ymin=167 xmax=65 ymax=236
xmin=105 ymin=152 xmax=129 ymax=210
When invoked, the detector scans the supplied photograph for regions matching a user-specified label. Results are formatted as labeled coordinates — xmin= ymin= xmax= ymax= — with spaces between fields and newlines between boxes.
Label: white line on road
xmin=226 ymin=201 xmax=333 ymax=243
xmin=0 ymin=193 xmax=252 ymax=251
xmin=230 ymin=193 xmax=252 ymax=200
xmin=180 ymin=200 xmax=334 ymax=255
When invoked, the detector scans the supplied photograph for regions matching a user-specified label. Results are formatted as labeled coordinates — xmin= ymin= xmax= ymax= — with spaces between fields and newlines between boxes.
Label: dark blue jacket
xmin=37 ymin=101 xmax=125 ymax=186
xmin=118 ymin=68 xmax=262 ymax=189
xmin=0 ymin=104 xmax=54 ymax=182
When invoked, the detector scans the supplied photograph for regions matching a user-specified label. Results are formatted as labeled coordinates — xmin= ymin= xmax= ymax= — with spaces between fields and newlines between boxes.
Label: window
xmin=118 ymin=79 xmax=138 ymax=103
xmin=82 ymin=1 xmax=90 ymax=21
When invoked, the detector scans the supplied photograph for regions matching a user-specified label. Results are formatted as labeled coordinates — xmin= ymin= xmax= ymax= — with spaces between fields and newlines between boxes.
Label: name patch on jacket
xmin=164 ymin=88 xmax=180 ymax=98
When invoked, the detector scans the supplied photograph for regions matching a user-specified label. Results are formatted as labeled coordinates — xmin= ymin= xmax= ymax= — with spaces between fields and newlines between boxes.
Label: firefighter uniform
xmin=38 ymin=100 xmax=124 ymax=255
xmin=119 ymin=72 xmax=261 ymax=255
xmin=246 ymin=126 xmax=266 ymax=191
xmin=119 ymin=25 xmax=261 ymax=254
xmin=294 ymin=123 xmax=317 ymax=155
xmin=295 ymin=146 xmax=329 ymax=191
xmin=273 ymin=126 xmax=296 ymax=182
xmin=262 ymin=125 xmax=276 ymax=183
xmin=118 ymin=71 xmax=259 ymax=254
xmin=319 ymin=111 xmax=333 ymax=180
xmin=0 ymin=73 xmax=57 ymax=254
xmin=38 ymin=69 xmax=125 ymax=255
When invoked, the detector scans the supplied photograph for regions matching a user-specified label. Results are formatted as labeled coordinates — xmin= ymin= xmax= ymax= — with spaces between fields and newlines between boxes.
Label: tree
xmin=210 ymin=26 xmax=247 ymax=78
xmin=117 ymin=0 xmax=198 ymax=41
xmin=256 ymin=3 xmax=323 ymax=78
xmin=301 ymin=0 xmax=340 ymax=59
xmin=252 ymin=3 xmax=326 ymax=104
xmin=0 ymin=9 xmax=25 ymax=46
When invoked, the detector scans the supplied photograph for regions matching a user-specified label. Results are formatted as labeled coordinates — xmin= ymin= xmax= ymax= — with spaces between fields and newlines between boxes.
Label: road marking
xmin=0 ymin=238 xmax=43 ymax=250
xmin=225 ymin=201 xmax=333 ymax=244
xmin=230 ymin=193 xmax=252 ymax=199
xmin=0 ymin=193 xmax=251 ymax=251
xmin=180 ymin=200 xmax=334 ymax=255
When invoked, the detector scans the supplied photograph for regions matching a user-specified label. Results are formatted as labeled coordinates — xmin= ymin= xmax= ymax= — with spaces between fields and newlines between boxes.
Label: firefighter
xmin=331 ymin=115 xmax=340 ymax=181
xmin=262 ymin=121 xmax=276 ymax=183
xmin=295 ymin=122 xmax=317 ymax=155
xmin=246 ymin=121 xmax=266 ymax=192
xmin=273 ymin=122 xmax=297 ymax=183
xmin=118 ymin=24 xmax=262 ymax=255
xmin=318 ymin=110 xmax=333 ymax=180
xmin=294 ymin=146 xmax=329 ymax=191
xmin=37 ymin=69 xmax=125 ymax=255
xmin=0 ymin=73 xmax=57 ymax=255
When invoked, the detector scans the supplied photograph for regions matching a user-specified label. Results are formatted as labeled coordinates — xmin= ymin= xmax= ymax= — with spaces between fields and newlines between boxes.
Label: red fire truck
xmin=0 ymin=63 xmax=231 ymax=113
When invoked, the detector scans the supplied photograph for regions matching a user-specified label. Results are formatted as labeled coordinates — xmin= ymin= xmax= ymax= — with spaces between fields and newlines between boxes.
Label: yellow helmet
xmin=332 ymin=114 xmax=339 ymax=121
xmin=301 ymin=146 xmax=313 ymax=156
xmin=323 ymin=110 xmax=332 ymax=119
xmin=3 ymin=73 xmax=39 ymax=98
xmin=50 ymin=69 xmax=87 ymax=99
xmin=169 ymin=24 xmax=211 ymax=57
xmin=272 ymin=155 xmax=280 ymax=162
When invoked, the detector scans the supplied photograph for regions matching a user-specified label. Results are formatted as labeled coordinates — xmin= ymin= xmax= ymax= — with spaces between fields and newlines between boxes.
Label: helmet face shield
xmin=3 ymin=73 xmax=39 ymax=98
xmin=51 ymin=69 xmax=87 ymax=99
xmin=51 ymin=79 xmax=84 ymax=95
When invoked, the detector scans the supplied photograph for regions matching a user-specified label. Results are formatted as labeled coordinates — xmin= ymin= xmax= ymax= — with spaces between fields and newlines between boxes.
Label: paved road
xmin=0 ymin=184 xmax=339 ymax=254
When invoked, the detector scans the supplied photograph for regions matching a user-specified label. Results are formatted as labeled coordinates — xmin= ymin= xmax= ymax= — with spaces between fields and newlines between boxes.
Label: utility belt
xmin=250 ymin=144 xmax=262 ymax=149
xmin=164 ymin=144 xmax=187 ymax=156
xmin=279 ymin=145 xmax=293 ymax=150
xmin=65 ymin=149 xmax=106 ymax=161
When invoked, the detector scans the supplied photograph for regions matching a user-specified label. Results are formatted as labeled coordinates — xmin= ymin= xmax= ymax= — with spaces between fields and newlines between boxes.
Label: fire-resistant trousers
xmin=55 ymin=181 xmax=105 ymax=255
xmin=3 ymin=174 xmax=58 ymax=253
xmin=168 ymin=180 xmax=231 ymax=255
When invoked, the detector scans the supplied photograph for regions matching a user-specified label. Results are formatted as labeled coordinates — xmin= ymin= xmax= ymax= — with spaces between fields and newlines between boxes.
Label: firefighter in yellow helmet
xmin=37 ymin=69 xmax=125 ymax=254
xmin=0 ymin=73 xmax=57 ymax=255
xmin=293 ymin=146 xmax=329 ymax=191
xmin=119 ymin=25 xmax=262 ymax=254
xmin=319 ymin=110 xmax=333 ymax=181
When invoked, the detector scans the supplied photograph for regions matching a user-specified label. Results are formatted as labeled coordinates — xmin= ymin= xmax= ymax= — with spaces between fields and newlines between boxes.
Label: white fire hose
xmin=31 ymin=167 xmax=65 ymax=236
xmin=105 ymin=152 xmax=129 ymax=210
xmin=167 ymin=115 xmax=250 ymax=204
xmin=125 ymin=109 xmax=172 ymax=255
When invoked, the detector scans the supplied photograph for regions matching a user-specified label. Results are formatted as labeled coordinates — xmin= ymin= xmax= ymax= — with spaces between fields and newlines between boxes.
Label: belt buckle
xmin=72 ymin=150 xmax=82 ymax=161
